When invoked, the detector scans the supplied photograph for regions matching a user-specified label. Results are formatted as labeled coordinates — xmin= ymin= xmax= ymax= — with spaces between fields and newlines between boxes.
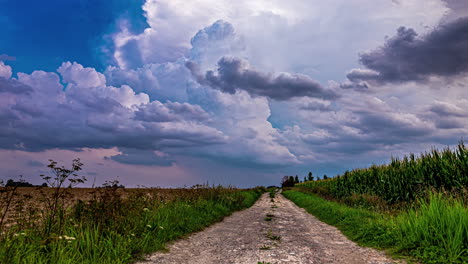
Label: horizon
xmin=1 ymin=0 xmax=467 ymax=188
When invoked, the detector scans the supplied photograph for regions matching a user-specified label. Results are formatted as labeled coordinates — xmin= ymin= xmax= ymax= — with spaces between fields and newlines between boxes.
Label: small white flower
xmin=159 ymin=226 xmax=164 ymax=230
xmin=146 ymin=224 xmax=152 ymax=228
xmin=143 ymin=208 xmax=150 ymax=212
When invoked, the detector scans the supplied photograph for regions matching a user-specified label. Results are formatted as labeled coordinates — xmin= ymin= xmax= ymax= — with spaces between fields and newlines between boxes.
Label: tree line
xmin=281 ymin=172 xmax=329 ymax=187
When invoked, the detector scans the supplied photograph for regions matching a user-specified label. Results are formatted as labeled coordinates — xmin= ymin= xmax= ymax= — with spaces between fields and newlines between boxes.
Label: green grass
xmin=0 ymin=188 xmax=263 ymax=264
xmin=283 ymin=190 xmax=467 ymax=264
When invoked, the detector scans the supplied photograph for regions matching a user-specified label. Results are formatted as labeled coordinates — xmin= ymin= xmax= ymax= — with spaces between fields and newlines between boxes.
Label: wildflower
xmin=146 ymin=224 xmax=152 ymax=228
xmin=159 ymin=226 xmax=164 ymax=230
xmin=131 ymin=233 xmax=136 ymax=237
xmin=143 ymin=208 xmax=150 ymax=212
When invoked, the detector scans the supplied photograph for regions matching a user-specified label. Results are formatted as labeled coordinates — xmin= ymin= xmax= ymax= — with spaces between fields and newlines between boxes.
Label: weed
xmin=266 ymin=230 xmax=281 ymax=241
xmin=259 ymin=245 xmax=271 ymax=250
xmin=264 ymin=217 xmax=272 ymax=221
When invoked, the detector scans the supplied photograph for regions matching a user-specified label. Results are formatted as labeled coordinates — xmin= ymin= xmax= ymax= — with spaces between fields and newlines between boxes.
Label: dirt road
xmin=137 ymin=192 xmax=400 ymax=264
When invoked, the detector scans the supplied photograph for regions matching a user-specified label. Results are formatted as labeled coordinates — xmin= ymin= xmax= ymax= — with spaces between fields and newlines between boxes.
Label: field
xmin=288 ymin=142 xmax=468 ymax=263
xmin=0 ymin=184 xmax=263 ymax=264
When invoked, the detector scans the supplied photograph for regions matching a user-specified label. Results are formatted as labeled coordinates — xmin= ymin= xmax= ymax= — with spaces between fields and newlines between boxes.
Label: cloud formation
xmin=187 ymin=57 xmax=338 ymax=101
xmin=349 ymin=17 xmax=468 ymax=83
xmin=0 ymin=62 xmax=225 ymax=157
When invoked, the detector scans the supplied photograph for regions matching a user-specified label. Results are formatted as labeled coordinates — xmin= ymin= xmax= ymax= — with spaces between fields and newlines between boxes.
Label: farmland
xmin=0 ymin=182 xmax=263 ymax=263
xmin=286 ymin=142 xmax=467 ymax=263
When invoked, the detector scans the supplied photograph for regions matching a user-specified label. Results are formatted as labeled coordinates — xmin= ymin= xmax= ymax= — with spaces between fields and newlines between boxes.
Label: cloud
xmin=426 ymin=100 xmax=468 ymax=129
xmin=0 ymin=61 xmax=12 ymax=79
xmin=187 ymin=57 xmax=338 ymax=101
xmin=108 ymin=148 xmax=175 ymax=166
xmin=0 ymin=62 xmax=226 ymax=154
xmin=135 ymin=101 xmax=210 ymax=122
xmin=0 ymin=54 xmax=16 ymax=61
xmin=298 ymin=100 xmax=333 ymax=112
xmin=350 ymin=17 xmax=468 ymax=83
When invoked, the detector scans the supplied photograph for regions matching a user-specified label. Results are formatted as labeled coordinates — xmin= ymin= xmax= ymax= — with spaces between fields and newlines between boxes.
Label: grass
xmin=0 ymin=159 xmax=265 ymax=263
xmin=283 ymin=190 xmax=467 ymax=263
xmin=266 ymin=230 xmax=281 ymax=241
xmin=0 ymin=186 xmax=263 ymax=264
xmin=259 ymin=245 xmax=271 ymax=250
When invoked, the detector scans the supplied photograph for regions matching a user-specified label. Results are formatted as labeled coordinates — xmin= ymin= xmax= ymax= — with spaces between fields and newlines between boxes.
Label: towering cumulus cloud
xmin=186 ymin=57 xmax=338 ymax=101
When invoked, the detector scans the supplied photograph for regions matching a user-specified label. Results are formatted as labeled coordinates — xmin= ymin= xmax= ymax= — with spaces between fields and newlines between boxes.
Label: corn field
xmin=298 ymin=142 xmax=468 ymax=204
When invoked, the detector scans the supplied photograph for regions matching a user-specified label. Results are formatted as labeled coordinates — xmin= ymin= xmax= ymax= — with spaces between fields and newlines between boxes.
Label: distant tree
xmin=281 ymin=176 xmax=295 ymax=187
xmin=294 ymin=175 xmax=299 ymax=184
xmin=308 ymin=172 xmax=313 ymax=181
xmin=5 ymin=178 xmax=34 ymax=187
xmin=323 ymin=174 xmax=329 ymax=180
xmin=303 ymin=176 xmax=307 ymax=182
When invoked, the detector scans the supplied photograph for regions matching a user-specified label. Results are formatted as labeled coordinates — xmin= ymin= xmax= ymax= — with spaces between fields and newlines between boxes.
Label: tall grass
xmin=0 ymin=187 xmax=263 ymax=263
xmin=283 ymin=190 xmax=468 ymax=263
xmin=0 ymin=159 xmax=264 ymax=263
xmin=298 ymin=141 xmax=467 ymax=205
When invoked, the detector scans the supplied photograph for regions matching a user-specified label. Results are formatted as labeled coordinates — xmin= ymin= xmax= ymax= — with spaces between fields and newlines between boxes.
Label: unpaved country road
xmin=137 ymin=192 xmax=401 ymax=264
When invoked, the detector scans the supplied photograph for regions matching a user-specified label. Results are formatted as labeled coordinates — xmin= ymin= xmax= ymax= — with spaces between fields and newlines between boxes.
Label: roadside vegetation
xmin=286 ymin=141 xmax=467 ymax=263
xmin=0 ymin=160 xmax=263 ymax=264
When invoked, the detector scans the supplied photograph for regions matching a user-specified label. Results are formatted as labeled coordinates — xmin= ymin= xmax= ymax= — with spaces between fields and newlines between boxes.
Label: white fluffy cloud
xmin=0 ymin=61 xmax=12 ymax=79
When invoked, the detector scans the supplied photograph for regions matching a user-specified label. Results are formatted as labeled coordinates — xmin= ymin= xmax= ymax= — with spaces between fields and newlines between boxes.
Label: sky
xmin=0 ymin=0 xmax=467 ymax=188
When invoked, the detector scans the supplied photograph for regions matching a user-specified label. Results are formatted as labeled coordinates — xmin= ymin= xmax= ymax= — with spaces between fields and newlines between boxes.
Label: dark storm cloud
xmin=350 ymin=17 xmax=468 ymax=83
xmin=187 ymin=57 xmax=338 ymax=101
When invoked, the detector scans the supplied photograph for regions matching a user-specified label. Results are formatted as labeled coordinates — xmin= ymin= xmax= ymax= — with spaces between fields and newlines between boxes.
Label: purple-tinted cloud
xmin=187 ymin=57 xmax=338 ymax=101
xmin=349 ymin=17 xmax=468 ymax=83
xmin=0 ymin=62 xmax=225 ymax=154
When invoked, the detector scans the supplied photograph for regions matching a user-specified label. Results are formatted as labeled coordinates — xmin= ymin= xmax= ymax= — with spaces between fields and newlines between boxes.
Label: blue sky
xmin=0 ymin=0 xmax=467 ymax=187
xmin=0 ymin=0 xmax=147 ymax=73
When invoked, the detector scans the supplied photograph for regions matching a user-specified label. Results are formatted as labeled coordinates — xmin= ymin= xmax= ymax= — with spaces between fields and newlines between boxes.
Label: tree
xmin=281 ymin=176 xmax=295 ymax=187
xmin=303 ymin=176 xmax=307 ymax=182
xmin=294 ymin=175 xmax=299 ymax=184
xmin=308 ymin=172 xmax=313 ymax=181
xmin=323 ymin=174 xmax=329 ymax=180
